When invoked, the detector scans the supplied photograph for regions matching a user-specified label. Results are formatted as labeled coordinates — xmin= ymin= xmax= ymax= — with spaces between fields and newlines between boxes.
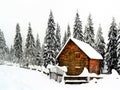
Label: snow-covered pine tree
xmin=103 ymin=52 xmax=110 ymax=73
xmin=73 ymin=12 xmax=83 ymax=41
xmin=117 ymin=23 xmax=120 ymax=74
xmin=14 ymin=23 xmax=23 ymax=64
xmin=84 ymin=25 xmax=89 ymax=41
xmin=84 ymin=14 xmax=95 ymax=47
xmin=0 ymin=29 xmax=7 ymax=63
xmin=4 ymin=46 xmax=9 ymax=62
xmin=36 ymin=34 xmax=41 ymax=51
xmin=62 ymin=31 xmax=67 ymax=47
xmin=66 ymin=24 xmax=71 ymax=40
xmin=35 ymin=34 xmax=43 ymax=66
xmin=62 ymin=25 xmax=71 ymax=47
xmin=95 ymin=24 xmax=105 ymax=57
xmin=104 ymin=18 xmax=117 ymax=74
xmin=25 ymin=23 xmax=36 ymax=66
xmin=9 ymin=45 xmax=14 ymax=63
xmin=95 ymin=24 xmax=105 ymax=72
xmin=43 ymin=11 xmax=57 ymax=67
xmin=56 ymin=23 xmax=61 ymax=56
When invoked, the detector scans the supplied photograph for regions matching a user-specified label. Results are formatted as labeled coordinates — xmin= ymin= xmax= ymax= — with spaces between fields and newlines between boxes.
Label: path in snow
xmin=0 ymin=65 xmax=120 ymax=90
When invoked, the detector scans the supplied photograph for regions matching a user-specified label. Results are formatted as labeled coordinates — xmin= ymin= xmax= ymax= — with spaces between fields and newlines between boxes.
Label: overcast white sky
xmin=0 ymin=0 xmax=120 ymax=47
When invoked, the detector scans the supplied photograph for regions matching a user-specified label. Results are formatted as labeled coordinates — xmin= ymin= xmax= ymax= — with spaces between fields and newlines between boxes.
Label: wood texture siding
xmin=57 ymin=40 xmax=101 ymax=75
xmin=89 ymin=59 xmax=100 ymax=74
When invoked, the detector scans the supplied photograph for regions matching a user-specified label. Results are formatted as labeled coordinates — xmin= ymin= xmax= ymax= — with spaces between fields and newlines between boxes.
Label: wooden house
xmin=56 ymin=38 xmax=103 ymax=75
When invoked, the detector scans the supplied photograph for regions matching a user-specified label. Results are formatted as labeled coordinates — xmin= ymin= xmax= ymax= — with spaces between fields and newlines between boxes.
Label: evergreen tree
xmin=95 ymin=24 xmax=105 ymax=72
xmin=117 ymin=23 xmax=120 ymax=74
xmin=84 ymin=25 xmax=89 ymax=41
xmin=104 ymin=18 xmax=117 ymax=73
xmin=25 ymin=23 xmax=36 ymax=65
xmin=84 ymin=14 xmax=95 ymax=47
xmin=73 ymin=12 xmax=83 ymax=41
xmin=14 ymin=23 xmax=23 ymax=64
xmin=9 ymin=45 xmax=15 ymax=62
xmin=4 ymin=46 xmax=9 ymax=61
xmin=62 ymin=31 xmax=67 ymax=46
xmin=35 ymin=34 xmax=43 ymax=66
xmin=36 ymin=34 xmax=41 ymax=51
xmin=0 ymin=29 xmax=7 ymax=63
xmin=66 ymin=24 xmax=71 ymax=40
xmin=43 ymin=11 xmax=57 ymax=67
xmin=95 ymin=24 xmax=105 ymax=57
xmin=56 ymin=24 xmax=61 ymax=55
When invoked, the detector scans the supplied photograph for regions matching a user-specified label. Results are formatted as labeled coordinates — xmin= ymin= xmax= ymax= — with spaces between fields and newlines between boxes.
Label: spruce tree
xmin=73 ymin=12 xmax=83 ymax=41
xmin=14 ymin=23 xmax=23 ymax=64
xmin=84 ymin=14 xmax=95 ymax=47
xmin=0 ymin=29 xmax=7 ymax=62
xmin=4 ymin=46 xmax=9 ymax=61
xmin=95 ymin=24 xmax=105 ymax=72
xmin=104 ymin=18 xmax=117 ymax=73
xmin=25 ymin=23 xmax=36 ymax=65
xmin=66 ymin=24 xmax=71 ymax=40
xmin=95 ymin=24 xmax=105 ymax=57
xmin=117 ymin=23 xmax=120 ymax=74
xmin=9 ymin=45 xmax=14 ymax=62
xmin=62 ymin=31 xmax=67 ymax=47
xmin=36 ymin=34 xmax=41 ymax=51
xmin=43 ymin=11 xmax=57 ymax=67
xmin=35 ymin=34 xmax=43 ymax=66
xmin=84 ymin=25 xmax=89 ymax=42
xmin=56 ymin=24 xmax=61 ymax=55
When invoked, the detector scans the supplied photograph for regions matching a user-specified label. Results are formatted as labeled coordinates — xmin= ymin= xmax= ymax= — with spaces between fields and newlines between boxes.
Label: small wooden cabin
xmin=56 ymin=38 xmax=103 ymax=75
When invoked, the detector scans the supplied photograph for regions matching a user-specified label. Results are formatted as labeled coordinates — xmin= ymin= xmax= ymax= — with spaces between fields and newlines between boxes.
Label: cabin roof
xmin=56 ymin=37 xmax=103 ymax=60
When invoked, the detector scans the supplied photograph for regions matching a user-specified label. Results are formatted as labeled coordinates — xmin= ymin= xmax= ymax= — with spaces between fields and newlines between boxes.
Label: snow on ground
xmin=0 ymin=65 xmax=120 ymax=90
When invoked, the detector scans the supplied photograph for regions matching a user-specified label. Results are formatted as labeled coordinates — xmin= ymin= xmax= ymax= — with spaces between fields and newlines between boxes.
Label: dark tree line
xmin=1 ymin=11 xmax=120 ymax=74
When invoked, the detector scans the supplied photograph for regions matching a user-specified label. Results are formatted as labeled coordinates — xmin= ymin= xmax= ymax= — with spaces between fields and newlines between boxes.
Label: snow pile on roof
xmin=57 ymin=37 xmax=103 ymax=59
xmin=71 ymin=38 xmax=103 ymax=59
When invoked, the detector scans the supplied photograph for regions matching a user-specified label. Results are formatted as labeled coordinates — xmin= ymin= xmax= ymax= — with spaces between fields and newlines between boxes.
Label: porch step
xmin=64 ymin=76 xmax=102 ymax=84
xmin=64 ymin=76 xmax=89 ymax=84
xmin=65 ymin=81 xmax=87 ymax=84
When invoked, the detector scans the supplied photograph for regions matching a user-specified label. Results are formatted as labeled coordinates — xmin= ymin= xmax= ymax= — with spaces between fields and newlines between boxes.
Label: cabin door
xmin=67 ymin=51 xmax=85 ymax=75
xmin=66 ymin=50 xmax=76 ymax=75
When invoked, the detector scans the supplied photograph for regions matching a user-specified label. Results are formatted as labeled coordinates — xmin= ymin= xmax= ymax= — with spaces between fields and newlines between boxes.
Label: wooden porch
xmin=64 ymin=76 xmax=102 ymax=84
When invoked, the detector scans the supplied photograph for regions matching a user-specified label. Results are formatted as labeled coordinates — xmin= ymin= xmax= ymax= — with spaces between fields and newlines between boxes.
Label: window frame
xmin=75 ymin=52 xmax=80 ymax=58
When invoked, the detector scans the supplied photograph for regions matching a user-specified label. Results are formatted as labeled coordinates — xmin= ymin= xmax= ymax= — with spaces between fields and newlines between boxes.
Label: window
xmin=75 ymin=52 xmax=80 ymax=58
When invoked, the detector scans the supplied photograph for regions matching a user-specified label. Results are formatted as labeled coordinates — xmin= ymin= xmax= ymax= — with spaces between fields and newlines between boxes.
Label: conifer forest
xmin=1 ymin=11 xmax=120 ymax=74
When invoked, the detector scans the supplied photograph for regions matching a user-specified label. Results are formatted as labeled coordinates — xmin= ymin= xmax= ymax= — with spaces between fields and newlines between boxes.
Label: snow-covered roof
xmin=56 ymin=37 xmax=103 ymax=59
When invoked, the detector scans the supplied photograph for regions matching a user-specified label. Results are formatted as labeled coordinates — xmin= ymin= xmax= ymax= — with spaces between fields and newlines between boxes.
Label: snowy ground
xmin=0 ymin=65 xmax=120 ymax=90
